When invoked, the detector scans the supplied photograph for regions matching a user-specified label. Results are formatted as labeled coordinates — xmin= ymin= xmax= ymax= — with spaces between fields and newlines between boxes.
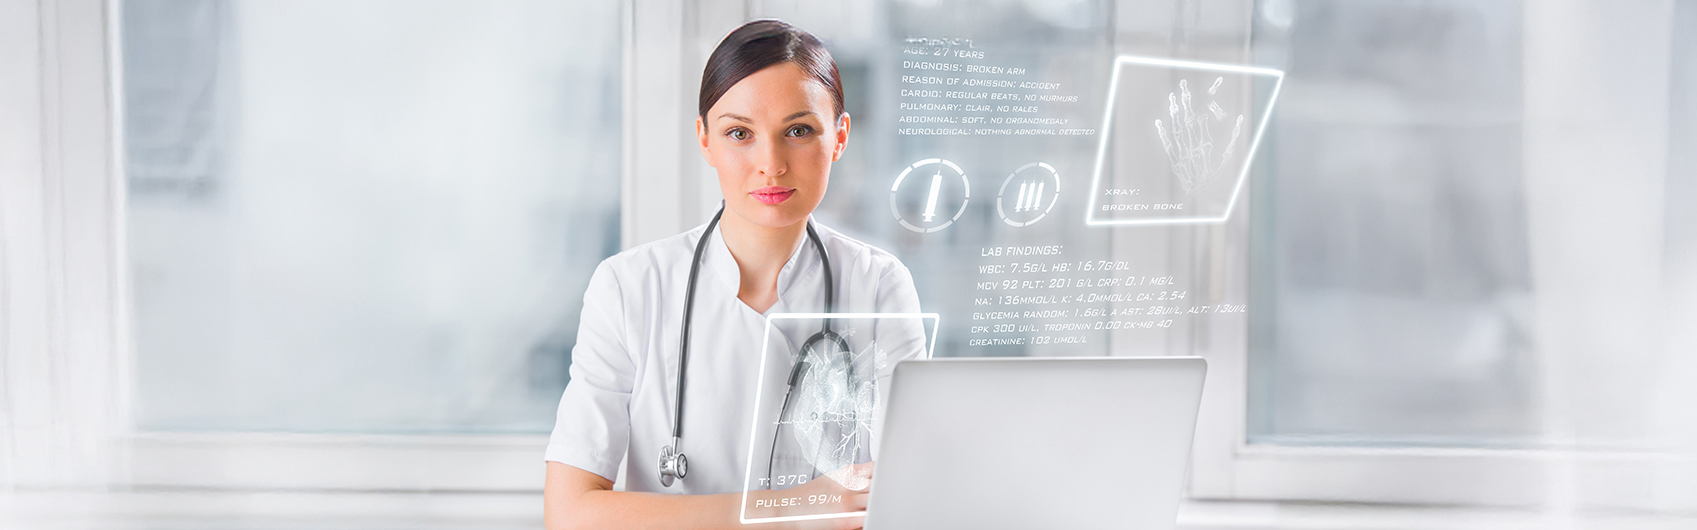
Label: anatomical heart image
xmin=742 ymin=314 xmax=934 ymax=523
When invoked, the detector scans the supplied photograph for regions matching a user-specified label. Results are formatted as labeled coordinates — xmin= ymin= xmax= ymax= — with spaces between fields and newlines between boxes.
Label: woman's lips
xmin=750 ymin=186 xmax=796 ymax=205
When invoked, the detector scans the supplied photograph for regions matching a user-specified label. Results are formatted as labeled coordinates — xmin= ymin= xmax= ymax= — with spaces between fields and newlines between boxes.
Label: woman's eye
xmin=728 ymin=129 xmax=749 ymax=140
xmin=787 ymin=125 xmax=813 ymax=137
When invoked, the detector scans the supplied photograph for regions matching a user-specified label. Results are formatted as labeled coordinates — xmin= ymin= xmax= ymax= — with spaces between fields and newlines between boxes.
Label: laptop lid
xmin=865 ymin=356 xmax=1207 ymax=530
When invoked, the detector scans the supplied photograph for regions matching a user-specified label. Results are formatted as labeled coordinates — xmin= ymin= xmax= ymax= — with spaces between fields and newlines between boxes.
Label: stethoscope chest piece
xmin=658 ymin=437 xmax=687 ymax=487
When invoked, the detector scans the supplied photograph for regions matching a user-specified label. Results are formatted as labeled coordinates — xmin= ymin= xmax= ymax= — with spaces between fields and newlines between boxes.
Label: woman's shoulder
xmin=812 ymin=220 xmax=921 ymax=313
xmin=592 ymin=224 xmax=708 ymax=283
xmin=812 ymin=220 xmax=910 ymax=281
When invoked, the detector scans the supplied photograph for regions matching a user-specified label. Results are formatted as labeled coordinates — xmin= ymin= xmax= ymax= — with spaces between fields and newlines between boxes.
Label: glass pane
xmin=747 ymin=0 xmax=1261 ymax=369
xmin=1673 ymin=0 xmax=1697 ymax=257
xmin=1246 ymin=0 xmax=1540 ymax=447
xmin=123 ymin=0 xmax=621 ymax=433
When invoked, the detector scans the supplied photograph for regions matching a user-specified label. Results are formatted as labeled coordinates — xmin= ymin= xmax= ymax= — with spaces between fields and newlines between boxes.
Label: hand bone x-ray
xmin=1155 ymin=77 xmax=1246 ymax=194
xmin=1087 ymin=58 xmax=1282 ymax=225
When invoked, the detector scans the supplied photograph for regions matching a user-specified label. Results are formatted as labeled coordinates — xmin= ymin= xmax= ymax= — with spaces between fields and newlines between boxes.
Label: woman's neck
xmin=718 ymin=210 xmax=808 ymax=314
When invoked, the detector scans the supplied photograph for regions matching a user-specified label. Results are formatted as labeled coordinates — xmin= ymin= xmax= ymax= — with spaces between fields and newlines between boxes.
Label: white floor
xmin=2 ymin=491 xmax=1694 ymax=530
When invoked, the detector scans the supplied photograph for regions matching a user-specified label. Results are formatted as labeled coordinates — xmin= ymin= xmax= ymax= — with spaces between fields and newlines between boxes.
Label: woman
xmin=543 ymin=20 xmax=921 ymax=530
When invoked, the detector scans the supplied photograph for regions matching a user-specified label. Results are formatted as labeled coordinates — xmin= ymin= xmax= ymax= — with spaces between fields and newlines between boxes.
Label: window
xmin=122 ymin=0 xmax=621 ymax=435
xmin=1246 ymin=0 xmax=1539 ymax=449
xmin=737 ymin=0 xmax=1697 ymax=510
xmin=99 ymin=0 xmax=1696 ymax=506
xmin=1185 ymin=0 xmax=1697 ymax=509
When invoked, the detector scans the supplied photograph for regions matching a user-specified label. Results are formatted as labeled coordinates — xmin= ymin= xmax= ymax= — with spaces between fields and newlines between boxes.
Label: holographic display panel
xmin=740 ymin=314 xmax=937 ymax=524
xmin=773 ymin=0 xmax=1281 ymax=362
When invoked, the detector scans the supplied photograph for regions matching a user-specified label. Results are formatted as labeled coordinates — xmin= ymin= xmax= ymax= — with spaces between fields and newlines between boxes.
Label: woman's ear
xmin=696 ymin=116 xmax=715 ymax=167
xmin=832 ymin=112 xmax=851 ymax=162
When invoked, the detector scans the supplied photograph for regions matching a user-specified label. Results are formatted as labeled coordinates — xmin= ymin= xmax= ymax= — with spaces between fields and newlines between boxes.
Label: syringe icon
xmin=920 ymin=168 xmax=943 ymax=222
xmin=891 ymin=157 xmax=968 ymax=233
xmin=1014 ymin=180 xmax=1046 ymax=212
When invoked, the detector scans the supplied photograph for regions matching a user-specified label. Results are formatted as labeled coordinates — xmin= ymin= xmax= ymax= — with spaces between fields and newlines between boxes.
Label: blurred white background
xmin=2 ymin=0 xmax=1694 ymax=528
xmin=122 ymin=0 xmax=621 ymax=435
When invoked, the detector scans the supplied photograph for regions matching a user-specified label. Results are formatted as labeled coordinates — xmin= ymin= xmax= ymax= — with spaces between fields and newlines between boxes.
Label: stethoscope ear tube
xmin=662 ymin=206 xmax=837 ymax=488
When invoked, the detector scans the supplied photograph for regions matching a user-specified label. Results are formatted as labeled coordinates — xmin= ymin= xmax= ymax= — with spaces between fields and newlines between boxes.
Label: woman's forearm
xmin=552 ymin=490 xmax=744 ymax=530
xmin=545 ymin=462 xmax=743 ymax=530
xmin=544 ymin=462 xmax=865 ymax=530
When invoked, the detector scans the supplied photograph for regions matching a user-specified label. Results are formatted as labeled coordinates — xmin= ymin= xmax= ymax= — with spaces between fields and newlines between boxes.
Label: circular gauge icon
xmin=996 ymin=162 xmax=1060 ymax=227
xmin=889 ymin=158 xmax=969 ymax=233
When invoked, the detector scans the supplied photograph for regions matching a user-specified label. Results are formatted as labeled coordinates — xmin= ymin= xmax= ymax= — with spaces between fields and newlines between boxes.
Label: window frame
xmin=1188 ymin=337 xmax=1696 ymax=510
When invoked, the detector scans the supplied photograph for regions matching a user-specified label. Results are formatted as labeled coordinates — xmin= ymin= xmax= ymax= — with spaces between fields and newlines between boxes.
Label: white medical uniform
xmin=545 ymin=218 xmax=923 ymax=494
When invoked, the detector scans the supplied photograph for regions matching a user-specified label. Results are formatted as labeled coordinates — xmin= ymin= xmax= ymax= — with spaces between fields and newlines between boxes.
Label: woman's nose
xmin=754 ymin=139 xmax=786 ymax=178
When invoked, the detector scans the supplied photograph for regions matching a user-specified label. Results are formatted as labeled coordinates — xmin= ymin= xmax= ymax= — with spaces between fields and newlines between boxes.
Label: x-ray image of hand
xmin=1154 ymin=77 xmax=1245 ymax=193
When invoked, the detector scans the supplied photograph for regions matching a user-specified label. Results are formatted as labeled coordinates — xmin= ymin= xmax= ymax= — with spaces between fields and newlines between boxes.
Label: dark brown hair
xmin=698 ymin=20 xmax=845 ymax=121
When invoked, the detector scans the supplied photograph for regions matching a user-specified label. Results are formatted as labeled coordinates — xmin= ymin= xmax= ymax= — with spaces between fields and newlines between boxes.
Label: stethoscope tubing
xmin=672 ymin=208 xmax=723 ymax=442
xmin=666 ymin=206 xmax=837 ymax=487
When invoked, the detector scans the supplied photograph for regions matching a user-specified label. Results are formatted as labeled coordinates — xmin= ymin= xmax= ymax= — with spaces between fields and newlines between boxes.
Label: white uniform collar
xmin=703 ymin=216 xmax=825 ymax=315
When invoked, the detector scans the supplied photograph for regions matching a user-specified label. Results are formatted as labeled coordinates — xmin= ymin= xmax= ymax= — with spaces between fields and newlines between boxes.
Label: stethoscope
xmin=659 ymin=206 xmax=850 ymax=488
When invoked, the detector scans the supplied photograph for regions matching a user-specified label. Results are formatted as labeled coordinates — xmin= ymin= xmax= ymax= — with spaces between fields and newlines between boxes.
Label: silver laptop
xmin=865 ymin=357 xmax=1207 ymax=529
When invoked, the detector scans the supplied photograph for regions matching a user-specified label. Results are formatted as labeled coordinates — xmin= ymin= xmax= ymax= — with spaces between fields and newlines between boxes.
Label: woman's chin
xmin=729 ymin=200 xmax=810 ymax=229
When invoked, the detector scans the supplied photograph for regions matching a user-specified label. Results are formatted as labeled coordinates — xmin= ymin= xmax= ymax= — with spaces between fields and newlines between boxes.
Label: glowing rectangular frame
xmin=739 ymin=312 xmax=940 ymax=525
xmin=1085 ymin=56 xmax=1286 ymax=226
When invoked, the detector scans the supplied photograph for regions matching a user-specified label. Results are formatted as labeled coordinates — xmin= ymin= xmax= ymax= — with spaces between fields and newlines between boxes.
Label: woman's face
xmin=697 ymin=62 xmax=849 ymax=230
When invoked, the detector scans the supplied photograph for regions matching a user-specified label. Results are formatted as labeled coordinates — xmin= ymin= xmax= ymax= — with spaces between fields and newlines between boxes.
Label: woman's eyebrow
xmin=715 ymin=111 xmax=818 ymax=124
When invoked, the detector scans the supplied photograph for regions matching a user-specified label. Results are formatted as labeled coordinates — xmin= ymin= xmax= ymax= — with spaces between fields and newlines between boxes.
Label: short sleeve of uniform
xmin=874 ymin=262 xmax=925 ymax=369
xmin=868 ymin=260 xmax=925 ymax=460
xmin=545 ymin=260 xmax=635 ymax=481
